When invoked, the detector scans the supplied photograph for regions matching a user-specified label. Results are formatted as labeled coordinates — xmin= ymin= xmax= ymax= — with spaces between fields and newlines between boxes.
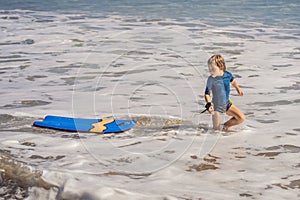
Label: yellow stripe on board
xmin=90 ymin=118 xmax=114 ymax=133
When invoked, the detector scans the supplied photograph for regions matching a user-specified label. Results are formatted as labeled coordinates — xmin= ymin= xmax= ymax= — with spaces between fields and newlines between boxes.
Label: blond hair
xmin=208 ymin=54 xmax=226 ymax=71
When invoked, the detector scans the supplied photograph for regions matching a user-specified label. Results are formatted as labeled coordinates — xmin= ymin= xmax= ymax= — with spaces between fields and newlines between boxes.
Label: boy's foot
xmin=222 ymin=125 xmax=229 ymax=132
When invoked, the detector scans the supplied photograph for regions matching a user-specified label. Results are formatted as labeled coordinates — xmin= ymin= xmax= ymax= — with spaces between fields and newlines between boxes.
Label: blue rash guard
xmin=205 ymin=71 xmax=234 ymax=113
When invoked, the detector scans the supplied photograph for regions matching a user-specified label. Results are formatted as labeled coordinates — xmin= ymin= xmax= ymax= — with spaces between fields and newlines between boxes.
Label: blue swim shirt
xmin=204 ymin=71 xmax=234 ymax=112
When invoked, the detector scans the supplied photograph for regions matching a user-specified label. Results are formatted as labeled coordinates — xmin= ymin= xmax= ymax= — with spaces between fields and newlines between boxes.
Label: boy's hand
xmin=237 ymin=88 xmax=244 ymax=96
xmin=205 ymin=102 xmax=215 ymax=115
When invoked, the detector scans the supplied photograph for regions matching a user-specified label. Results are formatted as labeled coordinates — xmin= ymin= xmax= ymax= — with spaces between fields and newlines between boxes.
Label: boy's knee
xmin=240 ymin=114 xmax=246 ymax=122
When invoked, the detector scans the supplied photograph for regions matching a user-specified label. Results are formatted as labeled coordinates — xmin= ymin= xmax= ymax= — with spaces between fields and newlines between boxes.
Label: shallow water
xmin=0 ymin=1 xmax=300 ymax=199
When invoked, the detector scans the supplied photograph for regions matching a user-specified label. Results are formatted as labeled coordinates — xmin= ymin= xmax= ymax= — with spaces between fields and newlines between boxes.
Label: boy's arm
xmin=204 ymin=78 xmax=214 ymax=114
xmin=231 ymin=79 xmax=243 ymax=96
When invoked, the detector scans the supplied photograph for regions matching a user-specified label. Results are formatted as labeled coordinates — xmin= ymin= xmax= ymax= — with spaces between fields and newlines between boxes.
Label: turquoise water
xmin=1 ymin=0 xmax=300 ymax=27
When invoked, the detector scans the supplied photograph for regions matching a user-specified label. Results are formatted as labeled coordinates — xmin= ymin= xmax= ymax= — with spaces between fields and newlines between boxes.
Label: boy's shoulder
xmin=224 ymin=70 xmax=233 ymax=77
xmin=206 ymin=75 xmax=215 ymax=84
xmin=207 ymin=75 xmax=223 ymax=83
xmin=207 ymin=75 xmax=218 ymax=80
xmin=224 ymin=70 xmax=232 ymax=75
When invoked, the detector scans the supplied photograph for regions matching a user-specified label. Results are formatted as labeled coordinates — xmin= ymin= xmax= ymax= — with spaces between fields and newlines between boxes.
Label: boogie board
xmin=33 ymin=115 xmax=136 ymax=133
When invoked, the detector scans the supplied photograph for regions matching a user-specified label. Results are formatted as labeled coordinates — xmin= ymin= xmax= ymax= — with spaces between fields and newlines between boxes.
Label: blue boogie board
xmin=33 ymin=115 xmax=136 ymax=133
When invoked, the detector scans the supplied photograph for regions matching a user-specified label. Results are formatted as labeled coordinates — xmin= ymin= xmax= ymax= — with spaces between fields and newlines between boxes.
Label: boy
xmin=204 ymin=55 xmax=245 ymax=131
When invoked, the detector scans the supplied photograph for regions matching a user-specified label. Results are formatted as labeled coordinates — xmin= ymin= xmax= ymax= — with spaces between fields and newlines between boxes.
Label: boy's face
xmin=208 ymin=63 xmax=221 ymax=77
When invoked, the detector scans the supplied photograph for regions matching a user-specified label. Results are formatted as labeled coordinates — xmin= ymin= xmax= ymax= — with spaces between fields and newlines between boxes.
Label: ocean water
xmin=0 ymin=0 xmax=300 ymax=199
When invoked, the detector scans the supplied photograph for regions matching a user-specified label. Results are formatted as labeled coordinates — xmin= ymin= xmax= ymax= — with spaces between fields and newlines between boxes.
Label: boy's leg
xmin=212 ymin=111 xmax=221 ymax=130
xmin=224 ymin=105 xmax=246 ymax=130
